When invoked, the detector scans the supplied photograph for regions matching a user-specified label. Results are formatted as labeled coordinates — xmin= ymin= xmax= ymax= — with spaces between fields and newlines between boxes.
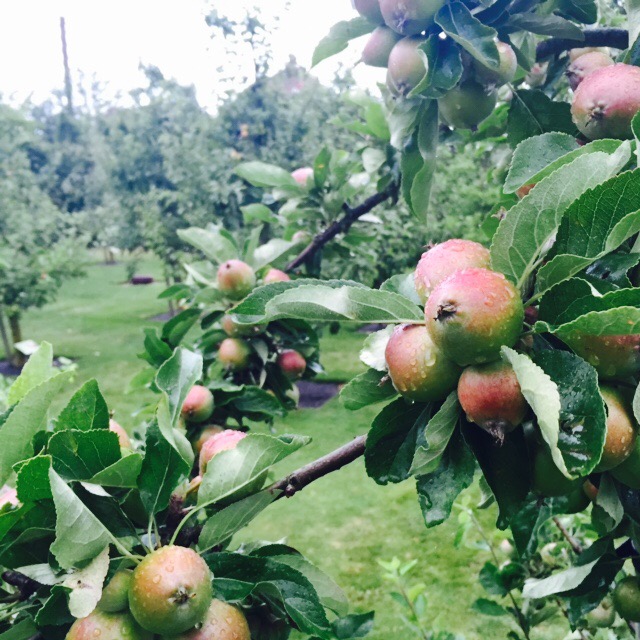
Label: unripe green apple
xmin=384 ymin=324 xmax=462 ymax=402
xmin=218 ymin=338 xmax=251 ymax=371
xmin=277 ymin=349 xmax=307 ymax=380
xmin=473 ymin=41 xmax=517 ymax=86
xmin=595 ymin=387 xmax=638 ymax=472
xmin=458 ymin=361 xmax=528 ymax=441
xmin=163 ymin=599 xmax=251 ymax=640
xmin=612 ymin=437 xmax=640 ymax=489
xmin=128 ymin=546 xmax=213 ymax=635
xmin=572 ymin=63 xmax=640 ymax=140
xmin=613 ymin=577 xmax=640 ymax=622
xmin=352 ymin=0 xmax=384 ymax=23
xmin=424 ymin=268 xmax=524 ymax=366
xmin=439 ymin=81 xmax=497 ymax=129
xmin=380 ymin=0 xmax=444 ymax=35
xmin=181 ymin=386 xmax=214 ymax=424
xmin=362 ymin=26 xmax=402 ymax=67
xmin=561 ymin=331 xmax=640 ymax=380
xmin=66 ymin=610 xmax=152 ymax=640
xmin=217 ymin=260 xmax=256 ymax=300
xmin=414 ymin=239 xmax=491 ymax=304
xmin=585 ymin=598 xmax=616 ymax=628
xmin=562 ymin=485 xmax=590 ymax=514
xmin=221 ymin=314 xmax=265 ymax=338
xmin=109 ymin=419 xmax=132 ymax=450
xmin=386 ymin=37 xmax=427 ymax=97
xmin=566 ymin=51 xmax=614 ymax=91
xmin=263 ymin=268 xmax=290 ymax=284
xmin=531 ymin=446 xmax=581 ymax=497
xmin=98 ymin=569 xmax=133 ymax=613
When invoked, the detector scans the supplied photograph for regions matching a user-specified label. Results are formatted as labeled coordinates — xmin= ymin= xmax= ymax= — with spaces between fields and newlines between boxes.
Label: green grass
xmin=16 ymin=256 xmax=567 ymax=639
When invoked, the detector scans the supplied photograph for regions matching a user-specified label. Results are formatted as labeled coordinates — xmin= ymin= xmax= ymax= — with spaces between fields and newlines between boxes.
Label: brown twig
xmin=2 ymin=571 xmax=39 ymax=601
xmin=269 ymin=434 xmax=367 ymax=498
xmin=536 ymin=28 xmax=629 ymax=61
xmin=552 ymin=517 xmax=583 ymax=555
xmin=285 ymin=184 xmax=398 ymax=273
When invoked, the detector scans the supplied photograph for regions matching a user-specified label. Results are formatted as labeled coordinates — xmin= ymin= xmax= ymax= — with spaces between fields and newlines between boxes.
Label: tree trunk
xmin=165 ymin=275 xmax=175 ymax=317
xmin=60 ymin=17 xmax=74 ymax=115
xmin=0 ymin=307 xmax=12 ymax=362
xmin=8 ymin=314 xmax=25 ymax=368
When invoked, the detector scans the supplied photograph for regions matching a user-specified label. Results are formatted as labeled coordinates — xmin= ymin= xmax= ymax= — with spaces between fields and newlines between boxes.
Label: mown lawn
xmin=16 ymin=256 xmax=567 ymax=639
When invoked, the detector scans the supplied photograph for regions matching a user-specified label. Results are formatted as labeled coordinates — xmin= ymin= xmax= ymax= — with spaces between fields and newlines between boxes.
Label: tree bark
xmin=0 ymin=307 xmax=12 ymax=362
xmin=60 ymin=17 xmax=74 ymax=115
xmin=536 ymin=28 xmax=629 ymax=61
xmin=8 ymin=314 xmax=25 ymax=368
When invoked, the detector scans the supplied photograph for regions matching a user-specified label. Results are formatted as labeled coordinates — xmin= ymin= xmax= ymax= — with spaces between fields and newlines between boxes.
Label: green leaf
xmin=312 ymin=17 xmax=375 ymax=67
xmin=472 ymin=598 xmax=509 ymax=616
xmin=235 ymin=161 xmax=301 ymax=190
xmin=628 ymin=0 xmax=640 ymax=56
xmin=416 ymin=429 xmax=475 ymax=527
xmin=64 ymin=546 xmax=110 ymax=619
xmin=411 ymin=36 xmax=462 ymax=99
xmin=234 ymin=284 xmax=423 ymax=326
xmin=523 ymin=558 xmax=601 ymax=599
xmin=55 ymin=379 xmax=109 ymax=432
xmin=504 ymin=135 xmax=623 ymax=194
xmin=410 ymin=392 xmax=461 ymax=476
xmin=340 ymin=369 xmax=398 ymax=411
xmin=253 ymin=238 xmax=298 ymax=270
xmin=490 ymin=148 xmax=631 ymax=291
xmin=260 ymin=550 xmax=349 ymax=617
xmin=508 ymin=13 xmax=584 ymax=38
xmin=435 ymin=2 xmax=499 ymax=69
xmin=198 ymin=434 xmax=309 ymax=506
xmin=462 ymin=423 xmax=529 ymax=529
xmin=7 ymin=342 xmax=54 ymax=406
xmin=365 ymin=399 xmax=430 ymax=485
xmin=0 ymin=619 xmax=38 ymax=639
xmin=241 ymin=203 xmax=278 ymax=225
xmin=231 ymin=279 xmax=367 ymax=324
xmin=359 ymin=326 xmax=393 ymax=371
xmin=0 ymin=371 xmax=73 ymax=487
xmin=161 ymin=309 xmax=201 ymax=348
xmin=155 ymin=347 xmax=203 ymax=448
xmin=138 ymin=422 xmax=190 ymax=516
xmin=49 ymin=430 xmax=121 ymax=481
xmin=88 ymin=453 xmax=143 ymax=488
xmin=536 ymin=279 xmax=640 ymax=335
xmin=198 ymin=490 xmax=278 ymax=553
xmin=502 ymin=348 xmax=568 ymax=477
xmin=538 ymin=172 xmax=640 ymax=295
xmin=409 ymin=101 xmax=439 ymax=220
xmin=139 ymin=328 xmax=173 ymax=368
xmin=49 ymin=468 xmax=112 ymax=570
xmin=333 ymin=612 xmax=375 ymax=638
xmin=16 ymin=455 xmax=53 ymax=502
xmin=208 ymin=553 xmax=332 ymax=638
xmin=177 ymin=226 xmax=237 ymax=265
xmin=531 ymin=350 xmax=607 ymax=477
xmin=592 ymin=474 xmax=624 ymax=533
xmin=507 ymin=90 xmax=577 ymax=148
xmin=559 ymin=0 xmax=597 ymax=23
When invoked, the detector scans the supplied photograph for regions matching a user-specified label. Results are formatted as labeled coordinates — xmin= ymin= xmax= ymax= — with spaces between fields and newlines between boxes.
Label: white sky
xmin=0 ymin=1 xmax=383 ymax=111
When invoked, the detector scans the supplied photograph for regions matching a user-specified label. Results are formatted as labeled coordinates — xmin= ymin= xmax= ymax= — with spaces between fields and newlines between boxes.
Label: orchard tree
xmin=0 ymin=105 xmax=84 ymax=366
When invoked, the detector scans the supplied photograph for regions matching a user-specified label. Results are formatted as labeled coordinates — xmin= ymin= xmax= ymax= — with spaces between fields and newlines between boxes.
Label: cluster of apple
xmin=385 ymin=239 xmax=640 ymax=509
xmin=67 ymin=546 xmax=249 ymax=639
xmin=352 ymin=0 xmax=517 ymax=128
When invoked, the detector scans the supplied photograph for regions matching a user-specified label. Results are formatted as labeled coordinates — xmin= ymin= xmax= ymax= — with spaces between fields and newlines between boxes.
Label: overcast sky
xmin=0 ymin=0 xmax=383 ymax=111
